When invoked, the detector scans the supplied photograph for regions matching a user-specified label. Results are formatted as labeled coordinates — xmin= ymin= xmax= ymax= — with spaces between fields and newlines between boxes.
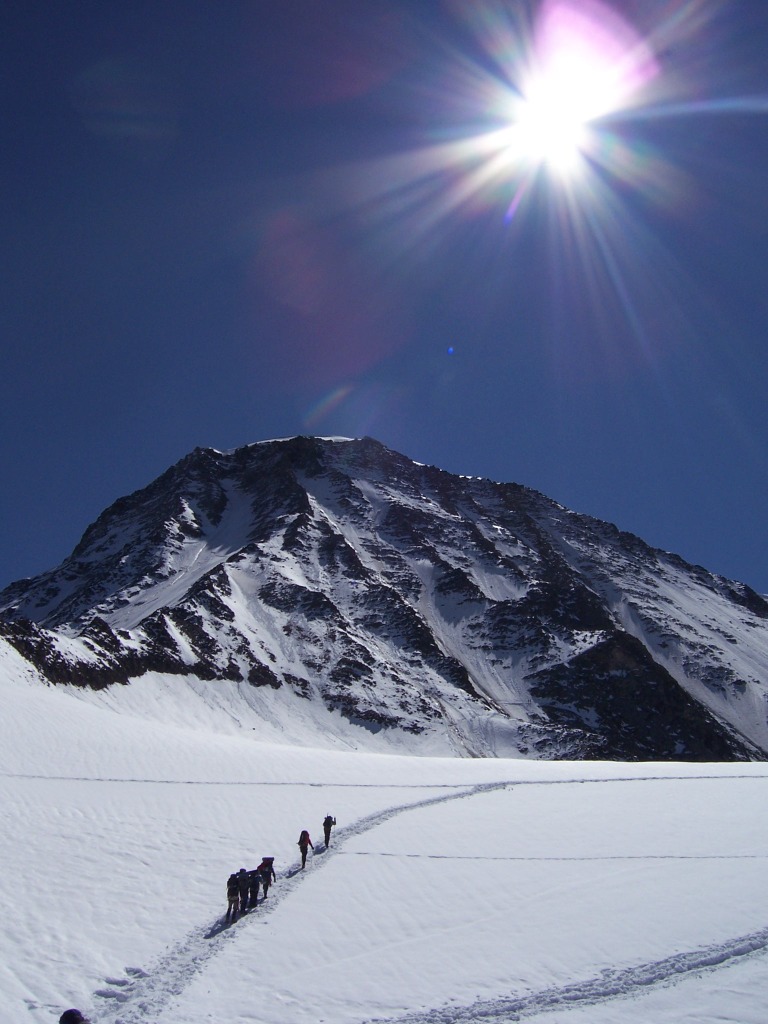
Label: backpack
xmin=227 ymin=874 xmax=239 ymax=899
xmin=299 ymin=830 xmax=310 ymax=846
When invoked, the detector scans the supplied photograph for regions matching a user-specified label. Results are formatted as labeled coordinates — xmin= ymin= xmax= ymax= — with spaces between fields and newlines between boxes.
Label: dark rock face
xmin=530 ymin=633 xmax=749 ymax=761
xmin=2 ymin=436 xmax=767 ymax=760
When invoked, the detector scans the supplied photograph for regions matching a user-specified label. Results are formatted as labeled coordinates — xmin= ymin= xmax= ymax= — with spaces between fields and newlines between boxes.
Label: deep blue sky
xmin=3 ymin=0 xmax=768 ymax=593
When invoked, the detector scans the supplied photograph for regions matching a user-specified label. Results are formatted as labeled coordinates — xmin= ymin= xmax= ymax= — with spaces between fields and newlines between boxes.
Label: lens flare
xmin=303 ymin=384 xmax=354 ymax=428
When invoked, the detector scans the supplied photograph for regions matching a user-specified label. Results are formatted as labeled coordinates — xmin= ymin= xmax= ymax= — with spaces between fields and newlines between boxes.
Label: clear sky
xmin=3 ymin=0 xmax=768 ymax=593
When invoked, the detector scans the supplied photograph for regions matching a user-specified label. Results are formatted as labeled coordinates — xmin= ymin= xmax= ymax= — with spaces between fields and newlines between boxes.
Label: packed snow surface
xmin=3 ymin=641 xmax=768 ymax=1024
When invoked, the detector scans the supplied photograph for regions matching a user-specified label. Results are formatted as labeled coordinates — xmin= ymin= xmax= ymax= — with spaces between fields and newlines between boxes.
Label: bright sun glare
xmin=508 ymin=0 xmax=658 ymax=176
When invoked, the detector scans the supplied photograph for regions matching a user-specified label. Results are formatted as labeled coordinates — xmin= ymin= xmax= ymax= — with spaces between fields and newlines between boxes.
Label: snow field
xmin=4 ymin=654 xmax=768 ymax=1023
xmin=3 ymin=770 xmax=471 ymax=1021
xmin=152 ymin=775 xmax=768 ymax=1024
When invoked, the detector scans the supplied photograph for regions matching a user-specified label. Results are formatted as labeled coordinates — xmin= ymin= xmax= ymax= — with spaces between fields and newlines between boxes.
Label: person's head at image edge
xmin=60 ymin=1011 xmax=90 ymax=1024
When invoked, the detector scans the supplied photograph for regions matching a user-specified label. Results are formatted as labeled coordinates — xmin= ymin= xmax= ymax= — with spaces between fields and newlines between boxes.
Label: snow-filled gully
xmin=90 ymin=776 xmax=768 ymax=1024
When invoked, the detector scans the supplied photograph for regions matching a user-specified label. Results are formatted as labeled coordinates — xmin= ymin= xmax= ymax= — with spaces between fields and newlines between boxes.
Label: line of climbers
xmin=58 ymin=818 xmax=341 ymax=1019
xmin=225 ymin=814 xmax=336 ymax=923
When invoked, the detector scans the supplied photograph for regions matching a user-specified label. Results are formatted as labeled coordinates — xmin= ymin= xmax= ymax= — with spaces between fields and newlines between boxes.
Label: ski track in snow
xmin=83 ymin=774 xmax=768 ymax=1024
xmin=92 ymin=781 xmax=509 ymax=1024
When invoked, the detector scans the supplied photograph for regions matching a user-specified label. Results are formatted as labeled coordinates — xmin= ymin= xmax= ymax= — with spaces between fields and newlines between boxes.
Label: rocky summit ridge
xmin=2 ymin=436 xmax=767 ymax=760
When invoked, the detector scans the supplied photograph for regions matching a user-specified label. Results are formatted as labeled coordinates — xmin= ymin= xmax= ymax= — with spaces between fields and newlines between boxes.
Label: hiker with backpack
xmin=323 ymin=814 xmax=336 ymax=848
xmin=248 ymin=868 xmax=261 ymax=909
xmin=237 ymin=867 xmax=250 ymax=913
xmin=298 ymin=829 xmax=314 ymax=868
xmin=226 ymin=871 xmax=241 ymax=922
xmin=258 ymin=856 xmax=276 ymax=896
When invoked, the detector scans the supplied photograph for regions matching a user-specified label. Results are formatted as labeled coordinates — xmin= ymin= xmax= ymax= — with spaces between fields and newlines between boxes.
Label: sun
xmin=513 ymin=81 xmax=593 ymax=176
xmin=322 ymin=0 xmax=669 ymax=262
xmin=506 ymin=0 xmax=658 ymax=176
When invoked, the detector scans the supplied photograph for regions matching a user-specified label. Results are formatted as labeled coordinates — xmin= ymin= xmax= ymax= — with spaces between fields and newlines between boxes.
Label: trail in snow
xmin=371 ymin=924 xmax=768 ymax=1024
xmin=93 ymin=781 xmax=510 ymax=1024
xmin=7 ymin=769 xmax=768 ymax=786
xmin=85 ymin=771 xmax=768 ymax=1024
xmin=343 ymin=851 xmax=768 ymax=862
xmin=0 ymin=774 xmax=499 ymax=787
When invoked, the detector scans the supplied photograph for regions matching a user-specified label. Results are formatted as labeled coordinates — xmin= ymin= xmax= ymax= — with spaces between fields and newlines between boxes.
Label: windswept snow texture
xmin=2 ymin=436 xmax=768 ymax=760
xmin=3 ymin=654 xmax=768 ymax=1024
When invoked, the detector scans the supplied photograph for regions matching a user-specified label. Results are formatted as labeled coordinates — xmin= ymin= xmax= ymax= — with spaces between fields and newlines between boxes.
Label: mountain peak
xmin=2 ymin=436 xmax=767 ymax=761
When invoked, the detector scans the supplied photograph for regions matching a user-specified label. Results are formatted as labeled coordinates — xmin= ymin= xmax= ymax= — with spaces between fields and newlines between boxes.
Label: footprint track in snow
xmin=87 ymin=774 xmax=768 ymax=1023
xmin=91 ymin=781 xmax=508 ymax=1023
xmin=371 ymin=923 xmax=768 ymax=1023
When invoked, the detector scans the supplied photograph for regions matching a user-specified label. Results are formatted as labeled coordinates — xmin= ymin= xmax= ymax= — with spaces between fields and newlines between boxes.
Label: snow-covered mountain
xmin=2 ymin=435 xmax=767 ymax=760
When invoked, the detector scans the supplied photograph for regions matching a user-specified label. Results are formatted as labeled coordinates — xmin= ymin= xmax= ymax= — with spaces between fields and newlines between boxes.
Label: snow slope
xmin=3 ymin=645 xmax=768 ymax=1024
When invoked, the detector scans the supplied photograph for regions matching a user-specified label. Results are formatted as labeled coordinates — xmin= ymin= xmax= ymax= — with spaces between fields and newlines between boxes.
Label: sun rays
xmin=289 ymin=0 xmax=768 ymax=430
